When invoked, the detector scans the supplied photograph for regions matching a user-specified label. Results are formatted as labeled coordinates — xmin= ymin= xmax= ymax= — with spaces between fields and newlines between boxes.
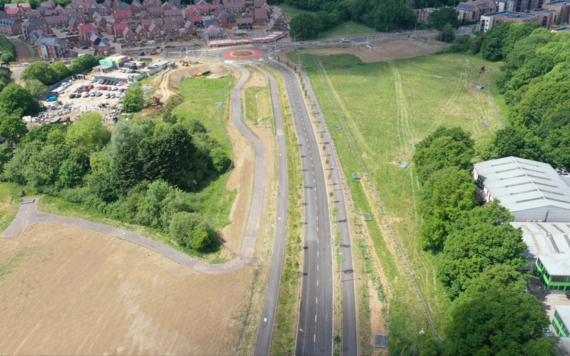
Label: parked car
xmin=104 ymin=93 xmax=110 ymax=99
xmin=69 ymin=94 xmax=76 ymax=98
xmin=81 ymin=46 xmax=88 ymax=49
xmin=82 ymin=92 xmax=89 ymax=98
xmin=96 ymin=91 xmax=102 ymax=97
xmin=111 ymin=93 xmax=116 ymax=98
xmin=90 ymin=92 xmax=96 ymax=97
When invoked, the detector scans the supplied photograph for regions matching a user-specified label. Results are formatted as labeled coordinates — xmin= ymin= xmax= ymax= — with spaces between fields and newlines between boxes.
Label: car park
xmin=96 ymin=92 xmax=102 ymax=97
xmin=90 ymin=92 xmax=96 ymax=97
xmin=111 ymin=93 xmax=116 ymax=98
xmin=82 ymin=92 xmax=89 ymax=98
xmin=69 ymin=94 xmax=75 ymax=98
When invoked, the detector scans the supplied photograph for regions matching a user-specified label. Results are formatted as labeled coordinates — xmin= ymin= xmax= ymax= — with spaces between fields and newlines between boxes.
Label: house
xmin=477 ymin=0 xmax=498 ymax=14
xmin=480 ymin=10 xmax=537 ymax=31
xmin=5 ymin=7 xmax=24 ymax=19
xmin=254 ymin=0 xmax=266 ymax=7
xmin=543 ymin=1 xmax=570 ymax=25
xmin=0 ymin=19 xmax=21 ymax=35
xmin=0 ymin=10 xmax=9 ymax=19
xmin=134 ymin=24 xmax=148 ymax=39
xmin=142 ymin=0 xmax=161 ymax=8
xmin=112 ymin=22 xmax=129 ymax=36
xmin=131 ymin=0 xmax=142 ymax=13
xmin=506 ymin=0 xmax=542 ymax=12
xmin=164 ymin=9 xmax=180 ymax=17
xmin=139 ymin=10 xmax=151 ymax=19
xmin=17 ymin=3 xmax=31 ymax=13
xmin=116 ymin=1 xmax=131 ymax=10
xmin=472 ymin=156 xmax=570 ymax=221
xmin=163 ymin=21 xmax=177 ymax=35
xmin=35 ymin=36 xmax=73 ymax=58
xmin=205 ymin=23 xmax=222 ymax=38
xmin=28 ymin=10 xmax=43 ymax=20
xmin=213 ymin=5 xmax=227 ymax=17
xmin=96 ymin=4 xmax=112 ymax=16
xmin=416 ymin=8 xmax=436 ymax=23
xmin=237 ymin=17 xmax=253 ymax=29
xmin=218 ymin=12 xmax=236 ymax=27
xmin=41 ymin=1 xmax=56 ymax=9
xmin=147 ymin=22 xmax=160 ymax=36
xmin=68 ymin=17 xmax=83 ymax=30
xmin=173 ymin=15 xmax=185 ymax=26
xmin=148 ymin=6 xmax=164 ymax=17
xmin=46 ymin=15 xmax=70 ymax=27
xmin=112 ymin=8 xmax=133 ymax=21
xmin=183 ymin=21 xmax=196 ymax=34
xmin=457 ymin=1 xmax=482 ymax=22
xmin=93 ymin=38 xmax=114 ymax=55
xmin=78 ymin=23 xmax=97 ymax=39
xmin=268 ymin=8 xmax=287 ymax=30
xmin=162 ymin=1 xmax=174 ymax=10
xmin=189 ymin=15 xmax=204 ymax=26
xmin=152 ymin=17 xmax=164 ymax=29
xmin=123 ymin=27 xmax=135 ymax=40
xmin=254 ymin=7 xmax=268 ymax=23
xmin=124 ymin=39 xmax=136 ymax=47
xmin=92 ymin=12 xmax=107 ymax=27
xmin=223 ymin=0 xmax=244 ymax=13
xmin=531 ymin=8 xmax=559 ymax=27
xmin=165 ymin=33 xmax=176 ymax=41
xmin=22 ymin=19 xmax=50 ymax=39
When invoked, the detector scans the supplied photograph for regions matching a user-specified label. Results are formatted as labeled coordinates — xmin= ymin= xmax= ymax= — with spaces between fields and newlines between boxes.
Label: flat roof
xmin=483 ymin=11 xmax=537 ymax=19
xmin=474 ymin=157 xmax=570 ymax=213
xmin=94 ymin=65 xmax=113 ymax=69
xmin=511 ymin=222 xmax=570 ymax=260
xmin=540 ymin=254 xmax=570 ymax=276
xmin=532 ymin=8 xmax=558 ymax=12
xmin=556 ymin=306 xmax=570 ymax=324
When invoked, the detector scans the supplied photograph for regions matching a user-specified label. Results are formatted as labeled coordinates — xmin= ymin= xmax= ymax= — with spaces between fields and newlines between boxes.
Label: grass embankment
xmin=289 ymin=51 xmax=508 ymax=352
xmin=245 ymin=85 xmax=272 ymax=124
xmin=263 ymin=65 xmax=304 ymax=355
xmin=36 ymin=76 xmax=237 ymax=262
xmin=278 ymin=5 xmax=378 ymax=40
xmin=0 ymin=183 xmax=39 ymax=232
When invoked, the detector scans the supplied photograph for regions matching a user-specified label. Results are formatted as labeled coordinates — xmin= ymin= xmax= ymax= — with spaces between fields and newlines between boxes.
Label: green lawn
xmin=289 ymin=51 xmax=508 ymax=352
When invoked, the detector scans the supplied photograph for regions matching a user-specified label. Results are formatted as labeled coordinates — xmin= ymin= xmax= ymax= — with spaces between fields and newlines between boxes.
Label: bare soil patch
xmin=0 ymin=223 xmax=253 ymax=355
xmin=306 ymin=38 xmax=442 ymax=63
xmin=242 ymin=68 xmax=268 ymax=90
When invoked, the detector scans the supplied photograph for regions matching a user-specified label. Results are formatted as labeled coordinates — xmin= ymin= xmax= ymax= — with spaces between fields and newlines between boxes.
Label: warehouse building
xmin=473 ymin=157 xmax=570 ymax=222
xmin=554 ymin=306 xmax=570 ymax=337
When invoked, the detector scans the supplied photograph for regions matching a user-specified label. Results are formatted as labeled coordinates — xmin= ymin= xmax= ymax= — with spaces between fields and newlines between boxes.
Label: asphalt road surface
xmin=263 ymin=59 xmax=334 ymax=356
xmin=253 ymin=64 xmax=289 ymax=355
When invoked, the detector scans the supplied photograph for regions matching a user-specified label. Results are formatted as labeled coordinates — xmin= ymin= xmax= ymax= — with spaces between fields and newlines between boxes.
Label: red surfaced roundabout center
xmin=222 ymin=49 xmax=263 ymax=60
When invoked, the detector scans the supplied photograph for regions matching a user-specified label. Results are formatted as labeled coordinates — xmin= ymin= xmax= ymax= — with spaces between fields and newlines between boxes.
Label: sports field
xmin=291 ymin=51 xmax=508 ymax=351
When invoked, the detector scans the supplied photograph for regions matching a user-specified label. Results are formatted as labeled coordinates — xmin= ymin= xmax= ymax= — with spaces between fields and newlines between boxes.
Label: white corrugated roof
xmin=557 ymin=306 xmax=570 ymax=324
xmin=474 ymin=157 xmax=570 ymax=212
xmin=514 ymin=222 xmax=570 ymax=275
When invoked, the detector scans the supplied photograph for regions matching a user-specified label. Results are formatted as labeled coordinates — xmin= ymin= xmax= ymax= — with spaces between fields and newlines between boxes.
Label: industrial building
xmin=554 ymin=306 xmax=570 ymax=337
xmin=473 ymin=157 xmax=570 ymax=222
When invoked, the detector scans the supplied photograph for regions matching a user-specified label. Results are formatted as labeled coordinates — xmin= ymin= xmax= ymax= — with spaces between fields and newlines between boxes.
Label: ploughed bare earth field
xmin=0 ymin=223 xmax=254 ymax=355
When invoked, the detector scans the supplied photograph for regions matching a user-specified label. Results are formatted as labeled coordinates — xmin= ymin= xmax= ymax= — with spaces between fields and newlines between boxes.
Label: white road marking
xmin=314 ymin=334 xmax=316 ymax=342
xmin=316 ymin=297 xmax=318 ymax=303
xmin=317 ymin=280 xmax=319 ymax=286
xmin=315 ymin=315 xmax=317 ymax=322
xmin=317 ymin=265 xmax=319 ymax=271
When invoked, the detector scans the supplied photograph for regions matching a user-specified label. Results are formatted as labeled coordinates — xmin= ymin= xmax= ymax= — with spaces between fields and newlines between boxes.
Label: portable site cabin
xmin=473 ymin=157 xmax=570 ymax=222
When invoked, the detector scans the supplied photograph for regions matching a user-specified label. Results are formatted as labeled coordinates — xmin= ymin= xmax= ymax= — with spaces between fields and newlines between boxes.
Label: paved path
xmin=0 ymin=64 xmax=268 ymax=276
xmin=253 ymin=64 xmax=289 ymax=355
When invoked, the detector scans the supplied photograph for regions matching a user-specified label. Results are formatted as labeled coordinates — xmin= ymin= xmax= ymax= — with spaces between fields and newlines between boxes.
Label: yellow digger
xmin=181 ymin=60 xmax=189 ymax=67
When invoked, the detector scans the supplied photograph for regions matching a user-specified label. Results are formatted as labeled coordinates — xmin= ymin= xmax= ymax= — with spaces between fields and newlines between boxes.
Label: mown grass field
xmin=289 ymin=51 xmax=508 ymax=352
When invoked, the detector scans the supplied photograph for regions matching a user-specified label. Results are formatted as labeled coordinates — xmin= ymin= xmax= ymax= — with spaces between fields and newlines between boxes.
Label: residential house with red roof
xmin=22 ymin=19 xmax=50 ymax=39
xmin=237 ymin=17 xmax=253 ymax=29
xmin=46 ymin=15 xmax=69 ymax=27
xmin=94 ymin=38 xmax=114 ymax=55
xmin=172 ymin=15 xmax=184 ymax=26
xmin=163 ymin=21 xmax=177 ymax=35
xmin=223 ymin=0 xmax=244 ymax=13
xmin=189 ymin=15 xmax=204 ymax=26
xmin=143 ymin=0 xmax=161 ymax=8
xmin=41 ymin=1 xmax=55 ymax=9
xmin=28 ymin=11 xmax=43 ymax=20
xmin=78 ymin=23 xmax=96 ymax=39
xmin=123 ymin=27 xmax=135 ymax=40
xmin=162 ymin=2 xmax=174 ymax=10
xmin=183 ymin=21 xmax=196 ymax=34
xmin=138 ymin=10 xmax=151 ymax=19
xmin=112 ymin=8 xmax=133 ymax=21
xmin=147 ymin=22 xmax=160 ymax=36
xmin=254 ymin=7 xmax=268 ymax=23
xmin=131 ymin=0 xmax=142 ymax=13
xmin=112 ymin=21 xmax=128 ymax=36
xmin=69 ymin=17 xmax=83 ymax=30
xmin=5 ymin=8 xmax=24 ymax=19
xmin=164 ymin=9 xmax=180 ymax=17
xmin=134 ymin=24 xmax=147 ymax=39
xmin=148 ymin=6 xmax=164 ymax=17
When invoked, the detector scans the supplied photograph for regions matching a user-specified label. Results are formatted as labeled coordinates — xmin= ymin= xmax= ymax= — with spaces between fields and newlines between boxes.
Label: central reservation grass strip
xmin=264 ymin=65 xmax=304 ymax=355
xmin=289 ymin=51 xmax=506 ymax=352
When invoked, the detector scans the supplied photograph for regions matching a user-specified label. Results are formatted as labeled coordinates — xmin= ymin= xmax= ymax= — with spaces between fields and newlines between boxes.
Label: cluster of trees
xmin=284 ymin=0 xmax=417 ymax=39
xmin=123 ymin=84 xmax=145 ymax=113
xmin=0 ymin=36 xmax=16 ymax=64
xmin=412 ymin=127 xmax=555 ymax=354
xmin=446 ymin=23 xmax=570 ymax=170
xmin=0 ymin=113 xmax=230 ymax=252
xmin=22 ymin=55 xmax=100 ymax=88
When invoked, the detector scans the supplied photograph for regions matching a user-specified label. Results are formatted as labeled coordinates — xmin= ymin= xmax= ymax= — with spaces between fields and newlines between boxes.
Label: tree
xmin=0 ymin=115 xmax=28 ymax=145
xmin=447 ymin=279 xmax=555 ymax=355
xmin=290 ymin=14 xmax=323 ymax=40
xmin=210 ymin=147 xmax=231 ymax=173
xmin=479 ymin=126 xmax=545 ymax=162
xmin=56 ymin=160 xmax=84 ymax=189
xmin=481 ymin=21 xmax=513 ymax=61
xmin=373 ymin=0 xmax=416 ymax=32
xmin=0 ymin=143 xmax=12 ymax=174
xmin=413 ymin=136 xmax=474 ymax=182
xmin=437 ymin=23 xmax=455 ymax=43
xmin=22 ymin=62 xmax=57 ymax=86
xmin=106 ymin=120 xmax=146 ymax=162
xmin=428 ymin=7 xmax=459 ymax=30
xmin=66 ymin=112 xmax=111 ymax=152
xmin=135 ymin=179 xmax=185 ymax=228
xmin=51 ymin=61 xmax=71 ymax=81
xmin=112 ymin=144 xmax=143 ymax=192
xmin=0 ymin=83 xmax=35 ymax=116
xmin=69 ymin=54 xmax=99 ymax=74
xmin=415 ymin=126 xmax=474 ymax=151
xmin=24 ymin=144 xmax=68 ymax=186
xmin=169 ymin=211 xmax=205 ymax=247
xmin=419 ymin=168 xmax=477 ymax=250
xmin=1 ymin=51 xmax=15 ymax=64
xmin=191 ymin=221 xmax=216 ymax=251
xmin=25 ymin=79 xmax=47 ymax=98
xmin=544 ymin=126 xmax=570 ymax=169
xmin=123 ymin=84 xmax=145 ymax=113
xmin=438 ymin=201 xmax=527 ymax=299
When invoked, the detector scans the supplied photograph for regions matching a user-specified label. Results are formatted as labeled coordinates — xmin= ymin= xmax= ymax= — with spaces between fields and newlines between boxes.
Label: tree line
xmin=444 ymin=23 xmax=570 ymax=170
xmin=0 ymin=35 xmax=16 ymax=64
xmin=411 ymin=127 xmax=555 ymax=355
xmin=0 ymin=110 xmax=231 ymax=252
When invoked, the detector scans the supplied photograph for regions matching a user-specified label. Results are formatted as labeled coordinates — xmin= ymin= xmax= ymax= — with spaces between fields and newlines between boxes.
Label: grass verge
xmin=265 ymin=65 xmax=304 ymax=355
xmin=293 ymin=50 xmax=506 ymax=353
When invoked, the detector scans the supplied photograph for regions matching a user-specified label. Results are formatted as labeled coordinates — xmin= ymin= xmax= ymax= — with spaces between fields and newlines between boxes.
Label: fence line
xmin=300 ymin=49 xmax=442 ymax=341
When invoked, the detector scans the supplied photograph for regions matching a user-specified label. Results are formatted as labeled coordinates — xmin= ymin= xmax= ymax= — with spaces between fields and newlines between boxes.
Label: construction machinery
xmin=152 ymin=96 xmax=161 ymax=106
xmin=181 ymin=60 xmax=189 ymax=67
xmin=149 ymin=51 xmax=160 ymax=55
xmin=194 ymin=70 xmax=211 ymax=78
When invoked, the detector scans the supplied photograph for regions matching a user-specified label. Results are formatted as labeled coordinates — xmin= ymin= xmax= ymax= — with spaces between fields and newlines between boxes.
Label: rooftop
xmin=473 ymin=156 xmax=570 ymax=213
xmin=483 ymin=11 xmax=538 ymax=19
xmin=556 ymin=305 xmax=570 ymax=323
xmin=532 ymin=8 xmax=558 ymax=12
xmin=540 ymin=254 xmax=570 ymax=276
xmin=511 ymin=222 xmax=570 ymax=260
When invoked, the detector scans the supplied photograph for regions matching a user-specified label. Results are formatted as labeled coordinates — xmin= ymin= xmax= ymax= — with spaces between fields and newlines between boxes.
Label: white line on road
xmin=314 ymin=334 xmax=316 ymax=342
xmin=315 ymin=315 xmax=317 ymax=322
xmin=316 ymin=297 xmax=318 ymax=303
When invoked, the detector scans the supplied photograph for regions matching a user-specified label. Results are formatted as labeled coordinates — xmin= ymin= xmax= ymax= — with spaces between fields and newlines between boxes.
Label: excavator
xmin=181 ymin=60 xmax=189 ymax=67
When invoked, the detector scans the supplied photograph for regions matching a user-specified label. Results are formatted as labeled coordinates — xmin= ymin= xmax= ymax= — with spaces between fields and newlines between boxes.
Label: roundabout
xmin=222 ymin=49 xmax=263 ymax=60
